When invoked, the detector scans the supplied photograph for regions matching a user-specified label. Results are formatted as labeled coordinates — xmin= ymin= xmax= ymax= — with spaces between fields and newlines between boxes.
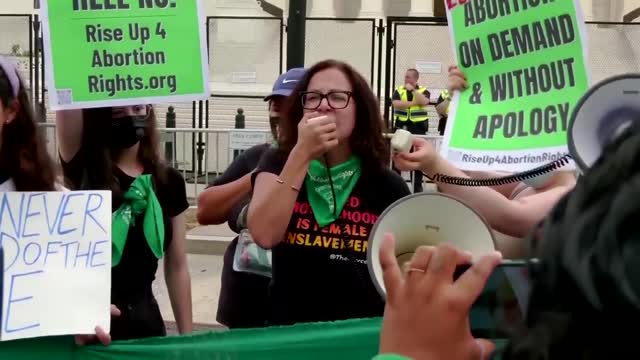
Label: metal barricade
xmin=38 ymin=122 xmax=444 ymax=201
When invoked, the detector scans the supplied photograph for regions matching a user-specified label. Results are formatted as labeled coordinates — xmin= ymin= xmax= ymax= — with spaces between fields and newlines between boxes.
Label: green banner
xmin=41 ymin=0 xmax=209 ymax=110
xmin=0 ymin=318 xmax=509 ymax=360
xmin=442 ymin=0 xmax=590 ymax=172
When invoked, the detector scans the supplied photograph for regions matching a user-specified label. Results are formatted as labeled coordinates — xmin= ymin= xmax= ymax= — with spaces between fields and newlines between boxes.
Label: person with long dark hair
xmin=248 ymin=60 xmax=411 ymax=326
xmin=56 ymin=104 xmax=192 ymax=340
xmin=0 ymin=57 xmax=56 ymax=192
xmin=0 ymin=56 xmax=118 ymax=345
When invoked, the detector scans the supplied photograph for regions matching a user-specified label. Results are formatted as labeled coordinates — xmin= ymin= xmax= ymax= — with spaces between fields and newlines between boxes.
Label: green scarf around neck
xmin=305 ymin=155 xmax=362 ymax=227
xmin=111 ymin=174 xmax=165 ymax=267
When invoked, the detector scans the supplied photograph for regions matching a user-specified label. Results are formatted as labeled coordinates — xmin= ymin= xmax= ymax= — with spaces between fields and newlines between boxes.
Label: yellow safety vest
xmin=394 ymin=86 xmax=429 ymax=123
xmin=440 ymin=89 xmax=451 ymax=116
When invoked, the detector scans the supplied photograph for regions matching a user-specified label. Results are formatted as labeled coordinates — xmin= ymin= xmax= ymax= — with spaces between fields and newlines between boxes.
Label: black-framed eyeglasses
xmin=301 ymin=91 xmax=353 ymax=110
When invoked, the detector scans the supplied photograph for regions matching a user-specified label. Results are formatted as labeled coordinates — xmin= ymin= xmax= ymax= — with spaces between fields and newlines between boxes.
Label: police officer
xmin=436 ymin=89 xmax=452 ymax=136
xmin=392 ymin=68 xmax=430 ymax=192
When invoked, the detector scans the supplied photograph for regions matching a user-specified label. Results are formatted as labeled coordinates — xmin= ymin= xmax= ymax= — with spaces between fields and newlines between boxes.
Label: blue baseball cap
xmin=264 ymin=67 xmax=307 ymax=101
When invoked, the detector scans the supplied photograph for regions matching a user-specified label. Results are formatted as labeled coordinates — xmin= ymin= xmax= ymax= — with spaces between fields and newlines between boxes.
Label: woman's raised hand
xmin=448 ymin=65 xmax=468 ymax=94
xmin=294 ymin=112 xmax=339 ymax=160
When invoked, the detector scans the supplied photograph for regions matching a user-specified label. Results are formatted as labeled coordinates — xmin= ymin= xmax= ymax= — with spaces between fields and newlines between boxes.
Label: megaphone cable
xmin=426 ymin=154 xmax=573 ymax=187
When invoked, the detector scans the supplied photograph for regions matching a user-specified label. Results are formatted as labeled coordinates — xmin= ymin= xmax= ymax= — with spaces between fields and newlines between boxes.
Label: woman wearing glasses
xmin=56 ymin=105 xmax=193 ymax=340
xmin=248 ymin=59 xmax=411 ymax=326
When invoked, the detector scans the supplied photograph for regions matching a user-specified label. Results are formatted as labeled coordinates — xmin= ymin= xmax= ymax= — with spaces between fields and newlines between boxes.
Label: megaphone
xmin=569 ymin=74 xmax=640 ymax=173
xmin=367 ymin=192 xmax=496 ymax=299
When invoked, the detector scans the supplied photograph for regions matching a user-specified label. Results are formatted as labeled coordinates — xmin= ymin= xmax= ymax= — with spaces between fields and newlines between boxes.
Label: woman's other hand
xmin=393 ymin=137 xmax=438 ymax=173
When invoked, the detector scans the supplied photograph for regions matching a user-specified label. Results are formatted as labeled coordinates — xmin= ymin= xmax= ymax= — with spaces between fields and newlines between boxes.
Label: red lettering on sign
xmin=447 ymin=0 xmax=467 ymax=10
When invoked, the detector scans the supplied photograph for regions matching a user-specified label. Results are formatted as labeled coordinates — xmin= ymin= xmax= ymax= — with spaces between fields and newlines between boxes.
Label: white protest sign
xmin=1 ymin=191 xmax=112 ymax=341
xmin=229 ymin=130 xmax=271 ymax=150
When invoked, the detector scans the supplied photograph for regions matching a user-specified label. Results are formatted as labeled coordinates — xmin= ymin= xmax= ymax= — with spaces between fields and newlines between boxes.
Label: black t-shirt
xmin=208 ymin=143 xmax=271 ymax=232
xmin=61 ymin=154 xmax=189 ymax=301
xmin=210 ymin=143 xmax=273 ymax=328
xmin=252 ymin=148 xmax=411 ymax=326
xmin=211 ymin=143 xmax=271 ymax=187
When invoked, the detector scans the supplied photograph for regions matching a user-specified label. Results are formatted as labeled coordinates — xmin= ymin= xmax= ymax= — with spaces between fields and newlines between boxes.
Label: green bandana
xmin=111 ymin=174 xmax=165 ymax=267
xmin=305 ymin=156 xmax=362 ymax=227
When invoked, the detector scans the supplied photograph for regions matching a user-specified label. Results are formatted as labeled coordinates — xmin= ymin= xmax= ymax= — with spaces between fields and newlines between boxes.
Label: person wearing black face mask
xmin=197 ymin=68 xmax=307 ymax=329
xmin=56 ymin=105 xmax=193 ymax=341
xmin=109 ymin=113 xmax=147 ymax=149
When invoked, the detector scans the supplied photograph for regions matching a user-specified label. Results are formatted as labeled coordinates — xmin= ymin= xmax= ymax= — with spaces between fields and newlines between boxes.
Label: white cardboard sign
xmin=1 ymin=191 xmax=112 ymax=341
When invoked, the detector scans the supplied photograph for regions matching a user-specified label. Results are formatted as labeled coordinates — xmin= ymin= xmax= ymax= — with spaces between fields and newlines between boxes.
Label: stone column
xmin=409 ymin=0 xmax=433 ymax=17
xmin=360 ymin=0 xmax=384 ymax=18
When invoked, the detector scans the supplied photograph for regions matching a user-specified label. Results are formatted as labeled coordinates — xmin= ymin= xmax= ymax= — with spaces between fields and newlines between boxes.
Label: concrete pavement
xmin=186 ymin=224 xmax=236 ymax=255
xmin=153 ymin=254 xmax=226 ymax=332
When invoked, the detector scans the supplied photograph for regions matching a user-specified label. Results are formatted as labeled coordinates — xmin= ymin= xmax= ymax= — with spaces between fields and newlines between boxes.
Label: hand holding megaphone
xmin=378 ymin=233 xmax=500 ymax=360
xmin=391 ymin=132 xmax=438 ymax=173
xmin=296 ymin=113 xmax=339 ymax=160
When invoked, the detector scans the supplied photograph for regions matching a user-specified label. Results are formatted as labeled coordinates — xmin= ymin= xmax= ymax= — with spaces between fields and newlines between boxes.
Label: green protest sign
xmin=41 ymin=0 xmax=209 ymax=110
xmin=442 ymin=0 xmax=590 ymax=172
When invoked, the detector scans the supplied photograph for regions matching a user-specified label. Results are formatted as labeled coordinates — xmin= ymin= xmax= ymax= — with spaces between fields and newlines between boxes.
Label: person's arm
xmin=435 ymin=95 xmax=449 ymax=116
xmin=163 ymin=168 xmax=193 ymax=334
xmin=249 ymin=113 xmax=337 ymax=248
xmin=197 ymin=145 xmax=266 ymax=225
xmin=462 ymin=170 xmax=522 ymax=198
xmin=425 ymin=156 xmax=571 ymax=237
xmin=392 ymin=90 xmax=413 ymax=110
xmin=248 ymin=147 xmax=310 ymax=249
xmin=413 ymin=89 xmax=430 ymax=106
xmin=164 ymin=212 xmax=193 ymax=334
xmin=55 ymin=110 xmax=84 ymax=162
xmin=197 ymin=173 xmax=252 ymax=225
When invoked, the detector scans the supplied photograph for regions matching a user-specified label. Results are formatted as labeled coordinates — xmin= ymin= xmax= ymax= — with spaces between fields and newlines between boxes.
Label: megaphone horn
xmin=569 ymin=74 xmax=640 ymax=173
xmin=366 ymin=192 xmax=496 ymax=299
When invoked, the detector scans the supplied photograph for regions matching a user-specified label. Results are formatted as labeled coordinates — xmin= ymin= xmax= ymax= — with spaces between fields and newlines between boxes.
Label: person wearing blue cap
xmin=197 ymin=67 xmax=307 ymax=328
